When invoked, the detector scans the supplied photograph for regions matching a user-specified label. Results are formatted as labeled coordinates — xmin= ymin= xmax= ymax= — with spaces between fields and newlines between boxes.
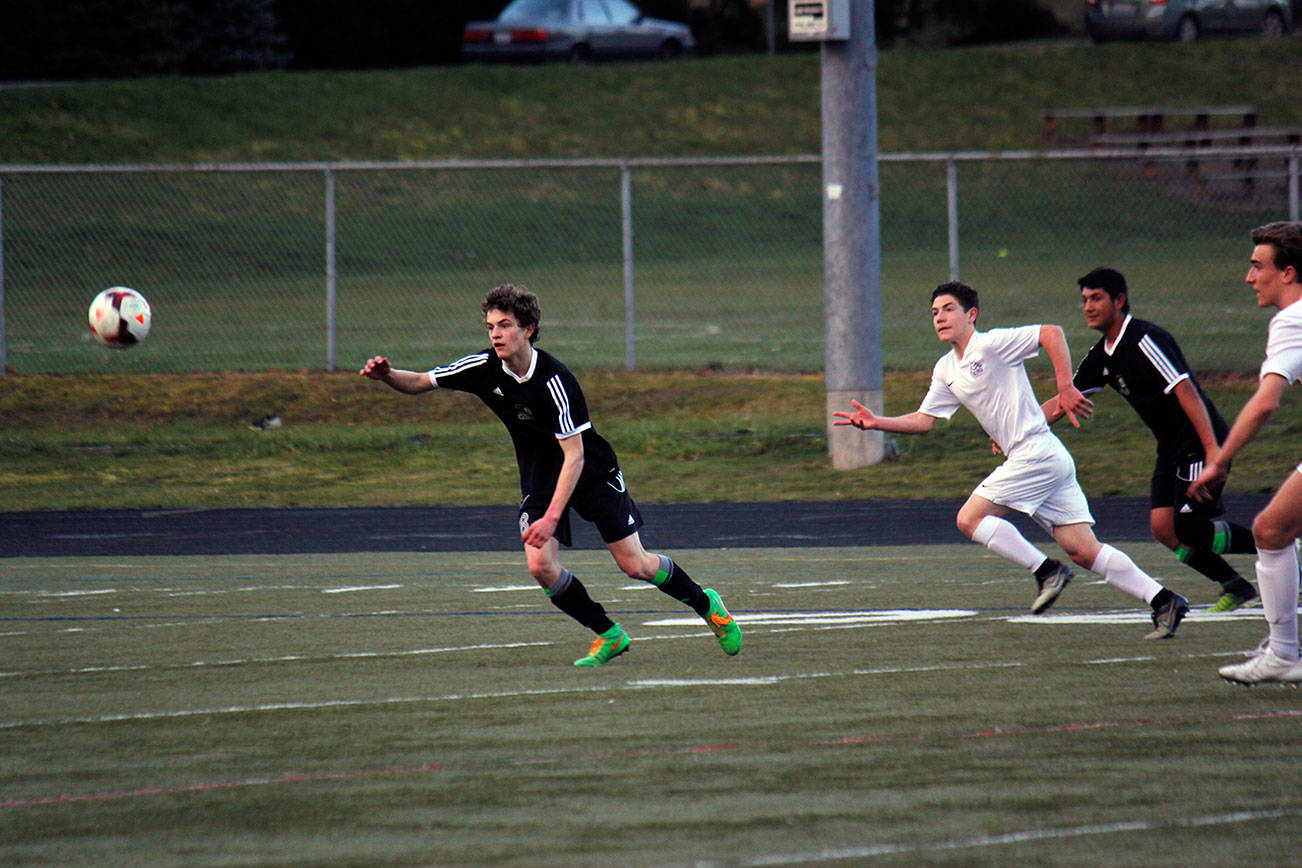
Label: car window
xmin=604 ymin=0 xmax=641 ymax=26
xmin=500 ymin=0 xmax=571 ymax=24
xmin=579 ymin=0 xmax=611 ymax=24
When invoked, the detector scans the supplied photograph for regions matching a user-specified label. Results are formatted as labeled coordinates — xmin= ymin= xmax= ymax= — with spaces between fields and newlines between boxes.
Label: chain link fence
xmin=1 ymin=146 xmax=1298 ymax=376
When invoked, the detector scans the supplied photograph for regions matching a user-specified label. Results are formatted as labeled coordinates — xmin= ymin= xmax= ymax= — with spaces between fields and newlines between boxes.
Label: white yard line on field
xmin=698 ymin=807 xmax=1302 ymax=866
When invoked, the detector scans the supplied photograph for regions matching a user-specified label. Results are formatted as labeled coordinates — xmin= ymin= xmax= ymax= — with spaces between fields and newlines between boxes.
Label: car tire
xmin=657 ymin=39 xmax=683 ymax=59
xmin=1262 ymin=9 xmax=1285 ymax=36
xmin=567 ymin=44 xmax=591 ymax=63
xmin=1176 ymin=15 xmax=1198 ymax=42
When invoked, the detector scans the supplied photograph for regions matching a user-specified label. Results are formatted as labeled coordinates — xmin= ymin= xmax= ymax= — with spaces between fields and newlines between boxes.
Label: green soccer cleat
xmin=1209 ymin=592 xmax=1257 ymax=613
xmin=573 ymin=624 xmax=630 ymax=667
xmin=703 ymin=588 xmax=741 ymax=656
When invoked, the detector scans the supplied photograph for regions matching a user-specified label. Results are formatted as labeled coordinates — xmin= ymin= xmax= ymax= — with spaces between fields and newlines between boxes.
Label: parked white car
xmin=462 ymin=0 xmax=695 ymax=63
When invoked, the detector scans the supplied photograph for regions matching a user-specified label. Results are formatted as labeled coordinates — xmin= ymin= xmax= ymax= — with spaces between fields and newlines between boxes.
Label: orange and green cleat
xmin=573 ymin=624 xmax=631 ymax=667
xmin=703 ymin=589 xmax=741 ymax=656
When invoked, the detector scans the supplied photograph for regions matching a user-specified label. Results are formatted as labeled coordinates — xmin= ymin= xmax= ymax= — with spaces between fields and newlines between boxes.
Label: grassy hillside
xmin=3 ymin=38 xmax=1301 ymax=163
xmin=2 ymin=369 xmax=1298 ymax=510
xmin=3 ymin=38 xmax=1300 ymax=510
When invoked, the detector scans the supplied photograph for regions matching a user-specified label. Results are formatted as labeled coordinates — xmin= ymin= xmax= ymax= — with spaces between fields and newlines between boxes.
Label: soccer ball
xmin=88 ymin=287 xmax=152 ymax=349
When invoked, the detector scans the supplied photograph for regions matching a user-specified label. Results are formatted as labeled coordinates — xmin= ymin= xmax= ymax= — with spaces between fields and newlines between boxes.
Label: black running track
xmin=0 ymin=495 xmax=1272 ymax=558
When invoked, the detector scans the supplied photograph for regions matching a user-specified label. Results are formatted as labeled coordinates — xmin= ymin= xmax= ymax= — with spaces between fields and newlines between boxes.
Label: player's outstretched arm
xmin=359 ymin=356 xmax=435 ymax=394
xmin=833 ymin=399 xmax=935 ymax=435
xmin=1037 ymin=326 xmax=1093 ymax=427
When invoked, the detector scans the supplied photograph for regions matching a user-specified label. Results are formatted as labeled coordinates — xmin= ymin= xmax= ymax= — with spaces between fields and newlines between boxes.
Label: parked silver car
xmin=462 ymin=0 xmax=695 ymax=63
xmin=1086 ymin=0 xmax=1293 ymax=42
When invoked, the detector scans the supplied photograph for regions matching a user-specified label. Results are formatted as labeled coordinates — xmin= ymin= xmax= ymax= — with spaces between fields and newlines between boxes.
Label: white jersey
xmin=918 ymin=325 xmax=1054 ymax=457
xmin=1261 ymin=297 xmax=1302 ymax=385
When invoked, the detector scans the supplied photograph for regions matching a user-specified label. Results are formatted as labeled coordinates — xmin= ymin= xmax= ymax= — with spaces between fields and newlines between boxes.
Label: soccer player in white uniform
xmin=835 ymin=282 xmax=1190 ymax=639
xmin=1190 ymin=222 xmax=1302 ymax=685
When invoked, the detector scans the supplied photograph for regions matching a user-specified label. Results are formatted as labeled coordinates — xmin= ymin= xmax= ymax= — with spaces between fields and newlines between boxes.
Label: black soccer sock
xmin=1175 ymin=545 xmax=1249 ymax=590
xmin=651 ymin=555 xmax=710 ymax=616
xmin=546 ymin=569 xmax=615 ymax=635
xmin=1033 ymin=558 xmax=1062 ymax=580
xmin=1211 ymin=519 xmax=1257 ymax=555
xmin=1174 ymin=516 xmax=1255 ymax=556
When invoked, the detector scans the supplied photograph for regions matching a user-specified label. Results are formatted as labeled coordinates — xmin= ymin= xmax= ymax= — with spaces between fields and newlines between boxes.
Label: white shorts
xmin=974 ymin=434 xmax=1094 ymax=533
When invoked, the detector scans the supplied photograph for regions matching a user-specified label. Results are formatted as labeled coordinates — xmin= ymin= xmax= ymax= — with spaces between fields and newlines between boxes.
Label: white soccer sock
xmin=1255 ymin=545 xmax=1301 ymax=661
xmin=1090 ymin=544 xmax=1164 ymax=604
xmin=972 ymin=515 xmax=1047 ymax=572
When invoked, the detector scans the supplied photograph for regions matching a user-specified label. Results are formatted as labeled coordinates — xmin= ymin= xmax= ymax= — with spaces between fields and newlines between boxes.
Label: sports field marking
xmin=0 ymin=640 xmax=555 ymax=680
xmin=1009 ymin=608 xmax=1278 ymax=627
xmin=645 ymin=610 xmax=977 ymax=628
xmin=773 ymin=581 xmax=852 ymax=588
xmin=470 ymin=584 xmax=539 ymax=593
xmin=703 ymin=806 xmax=1302 ymax=866
xmin=31 ymin=588 xmax=117 ymax=598
xmin=5 ymin=709 xmax=1297 ymax=810
xmin=631 ymin=677 xmax=793 ymax=687
xmin=321 ymin=584 xmax=403 ymax=594
xmin=161 ymin=584 xmax=306 ymax=596
xmin=0 ymin=660 xmax=1031 ymax=730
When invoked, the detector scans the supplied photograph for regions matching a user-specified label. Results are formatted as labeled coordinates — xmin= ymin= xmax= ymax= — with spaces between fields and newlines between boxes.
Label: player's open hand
xmin=833 ymin=399 xmax=877 ymax=431
xmin=1187 ymin=460 xmax=1226 ymax=503
xmin=359 ymin=356 xmax=391 ymax=379
xmin=522 ymin=514 xmax=558 ymax=549
xmin=1056 ymin=385 xmax=1094 ymax=428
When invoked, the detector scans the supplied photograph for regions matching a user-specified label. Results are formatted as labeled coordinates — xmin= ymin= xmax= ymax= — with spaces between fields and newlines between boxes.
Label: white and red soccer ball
xmin=88 ymin=287 xmax=152 ymax=349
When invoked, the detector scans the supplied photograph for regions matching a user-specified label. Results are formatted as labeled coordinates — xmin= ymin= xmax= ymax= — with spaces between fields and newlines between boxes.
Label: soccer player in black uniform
xmin=360 ymin=284 xmax=741 ymax=666
xmin=1043 ymin=268 xmax=1257 ymax=611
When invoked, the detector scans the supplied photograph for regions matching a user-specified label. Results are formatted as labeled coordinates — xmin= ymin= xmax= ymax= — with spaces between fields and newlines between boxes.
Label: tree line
xmin=0 ymin=1 xmax=1064 ymax=81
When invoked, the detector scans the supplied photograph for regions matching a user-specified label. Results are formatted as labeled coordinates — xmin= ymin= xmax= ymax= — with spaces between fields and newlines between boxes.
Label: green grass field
xmin=2 ymin=543 xmax=1298 ymax=865
xmin=4 ymin=31 xmax=1302 ymax=868
xmin=3 ymin=370 xmax=1300 ymax=510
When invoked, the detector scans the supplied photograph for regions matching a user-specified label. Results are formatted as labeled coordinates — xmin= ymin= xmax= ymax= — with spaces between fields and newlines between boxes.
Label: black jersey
xmin=429 ymin=347 xmax=620 ymax=495
xmin=1072 ymin=315 xmax=1228 ymax=458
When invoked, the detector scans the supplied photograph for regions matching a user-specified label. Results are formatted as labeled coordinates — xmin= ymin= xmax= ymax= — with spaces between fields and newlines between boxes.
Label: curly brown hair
xmin=482 ymin=284 xmax=541 ymax=344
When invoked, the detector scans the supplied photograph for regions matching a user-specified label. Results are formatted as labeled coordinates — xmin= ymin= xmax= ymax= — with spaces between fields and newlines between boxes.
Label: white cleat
xmin=1218 ymin=648 xmax=1302 ymax=686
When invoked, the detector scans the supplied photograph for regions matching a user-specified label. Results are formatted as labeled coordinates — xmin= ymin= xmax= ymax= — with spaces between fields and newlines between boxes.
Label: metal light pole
xmin=793 ymin=0 xmax=884 ymax=468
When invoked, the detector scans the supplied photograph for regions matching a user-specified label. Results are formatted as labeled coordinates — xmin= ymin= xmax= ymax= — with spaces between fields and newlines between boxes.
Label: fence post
xmin=1290 ymin=151 xmax=1299 ymax=223
xmin=947 ymin=159 xmax=959 ymax=281
xmin=621 ymin=162 xmax=635 ymax=371
xmin=324 ymin=167 xmax=337 ymax=372
xmin=0 ymin=174 xmax=6 ymax=377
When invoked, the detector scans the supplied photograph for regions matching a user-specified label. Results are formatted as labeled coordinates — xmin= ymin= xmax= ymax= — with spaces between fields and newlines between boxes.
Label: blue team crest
xmin=969 ymin=360 xmax=984 ymax=377
xmin=519 ymin=512 xmax=530 ymax=535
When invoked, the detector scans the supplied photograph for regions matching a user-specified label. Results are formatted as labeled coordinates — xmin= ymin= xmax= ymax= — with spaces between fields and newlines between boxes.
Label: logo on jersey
xmin=492 ymin=387 xmax=504 ymax=397
xmin=968 ymin=360 xmax=984 ymax=377
xmin=1115 ymin=375 xmax=1131 ymax=397
xmin=607 ymin=470 xmax=627 ymax=493
xmin=515 ymin=404 xmax=535 ymax=421
xmin=519 ymin=512 xmax=530 ymax=535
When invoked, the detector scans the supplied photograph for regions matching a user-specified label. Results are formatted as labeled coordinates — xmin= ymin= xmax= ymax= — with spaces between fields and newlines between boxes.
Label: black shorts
xmin=1151 ymin=451 xmax=1226 ymax=520
xmin=518 ymin=467 xmax=644 ymax=547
